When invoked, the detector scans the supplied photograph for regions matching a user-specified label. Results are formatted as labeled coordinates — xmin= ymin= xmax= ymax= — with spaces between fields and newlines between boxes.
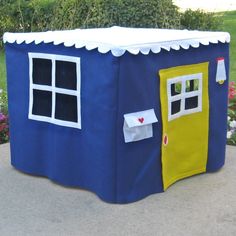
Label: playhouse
xmin=3 ymin=27 xmax=230 ymax=203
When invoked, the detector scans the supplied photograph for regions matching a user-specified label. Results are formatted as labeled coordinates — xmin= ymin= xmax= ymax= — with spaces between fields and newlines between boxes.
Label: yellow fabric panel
xmin=159 ymin=62 xmax=209 ymax=190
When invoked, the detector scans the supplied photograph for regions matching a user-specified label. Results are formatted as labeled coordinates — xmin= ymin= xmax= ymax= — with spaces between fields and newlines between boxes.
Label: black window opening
xmin=55 ymin=93 xmax=78 ymax=122
xmin=56 ymin=60 xmax=77 ymax=90
xmin=32 ymin=89 xmax=52 ymax=117
xmin=171 ymin=82 xmax=182 ymax=96
xmin=33 ymin=58 xmax=52 ymax=86
xmin=186 ymin=79 xmax=199 ymax=92
xmin=29 ymin=53 xmax=81 ymax=129
xmin=171 ymin=100 xmax=181 ymax=115
xmin=185 ymin=96 xmax=198 ymax=110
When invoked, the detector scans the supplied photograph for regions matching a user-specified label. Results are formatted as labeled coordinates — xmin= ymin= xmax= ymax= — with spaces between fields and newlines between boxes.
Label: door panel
xmin=159 ymin=62 xmax=209 ymax=190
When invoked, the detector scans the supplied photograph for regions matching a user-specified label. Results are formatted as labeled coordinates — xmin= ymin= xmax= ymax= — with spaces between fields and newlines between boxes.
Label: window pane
xmin=33 ymin=58 xmax=52 ymax=85
xmin=32 ymin=89 xmax=52 ymax=117
xmin=185 ymin=96 xmax=198 ymax=110
xmin=55 ymin=93 xmax=78 ymax=122
xmin=56 ymin=61 xmax=77 ymax=90
xmin=171 ymin=100 xmax=181 ymax=115
xmin=171 ymin=82 xmax=182 ymax=96
xmin=186 ymin=79 xmax=199 ymax=92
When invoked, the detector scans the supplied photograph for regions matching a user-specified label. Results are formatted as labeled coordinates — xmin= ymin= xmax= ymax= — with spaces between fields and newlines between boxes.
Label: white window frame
xmin=167 ymin=73 xmax=202 ymax=121
xmin=28 ymin=53 xmax=81 ymax=129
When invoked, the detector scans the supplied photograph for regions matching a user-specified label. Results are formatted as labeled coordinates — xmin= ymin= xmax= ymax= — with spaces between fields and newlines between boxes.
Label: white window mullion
xmin=31 ymin=84 xmax=53 ymax=92
xmin=180 ymin=80 xmax=185 ymax=115
xmin=168 ymin=100 xmax=172 ymax=121
xmin=183 ymin=90 xmax=200 ymax=99
xmin=51 ymin=59 xmax=56 ymax=120
xmin=180 ymin=97 xmax=185 ymax=116
xmin=54 ymin=87 xmax=78 ymax=96
xmin=167 ymin=80 xmax=171 ymax=121
xmin=28 ymin=56 xmax=34 ymax=119
xmin=170 ymin=94 xmax=182 ymax=102
xmin=197 ymin=77 xmax=203 ymax=112
xmin=76 ymin=59 xmax=81 ymax=128
xmin=198 ymin=92 xmax=202 ymax=112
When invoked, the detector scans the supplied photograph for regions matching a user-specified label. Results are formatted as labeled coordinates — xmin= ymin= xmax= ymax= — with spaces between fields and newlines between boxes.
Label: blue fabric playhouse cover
xmin=3 ymin=27 xmax=230 ymax=203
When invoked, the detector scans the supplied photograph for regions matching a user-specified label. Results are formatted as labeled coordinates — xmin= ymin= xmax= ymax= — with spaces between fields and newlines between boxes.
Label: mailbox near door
xmin=159 ymin=62 xmax=209 ymax=190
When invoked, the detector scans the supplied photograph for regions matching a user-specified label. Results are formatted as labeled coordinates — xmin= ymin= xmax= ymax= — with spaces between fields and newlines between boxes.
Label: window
xmin=28 ymin=53 xmax=81 ymax=129
xmin=167 ymin=73 xmax=202 ymax=121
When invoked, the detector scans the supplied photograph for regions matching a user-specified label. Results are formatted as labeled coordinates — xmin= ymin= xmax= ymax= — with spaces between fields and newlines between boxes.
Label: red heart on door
xmin=138 ymin=117 xmax=144 ymax=123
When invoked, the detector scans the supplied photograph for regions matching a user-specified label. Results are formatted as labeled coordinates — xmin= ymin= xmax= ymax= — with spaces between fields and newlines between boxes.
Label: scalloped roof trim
xmin=3 ymin=27 xmax=230 ymax=57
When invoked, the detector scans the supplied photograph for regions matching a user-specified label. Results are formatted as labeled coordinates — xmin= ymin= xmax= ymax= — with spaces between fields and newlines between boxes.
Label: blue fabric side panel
xmin=5 ymin=43 xmax=118 ymax=203
xmin=117 ymin=53 xmax=163 ymax=203
xmin=207 ymin=44 xmax=229 ymax=171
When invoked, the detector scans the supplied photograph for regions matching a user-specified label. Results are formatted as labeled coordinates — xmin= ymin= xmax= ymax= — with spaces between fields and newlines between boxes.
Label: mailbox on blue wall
xmin=4 ymin=27 xmax=230 ymax=203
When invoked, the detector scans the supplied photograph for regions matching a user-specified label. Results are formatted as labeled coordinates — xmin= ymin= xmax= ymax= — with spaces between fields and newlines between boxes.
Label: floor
xmin=0 ymin=143 xmax=236 ymax=236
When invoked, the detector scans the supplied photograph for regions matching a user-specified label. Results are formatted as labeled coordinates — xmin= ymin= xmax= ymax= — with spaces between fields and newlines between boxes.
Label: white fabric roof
xmin=3 ymin=26 xmax=230 ymax=57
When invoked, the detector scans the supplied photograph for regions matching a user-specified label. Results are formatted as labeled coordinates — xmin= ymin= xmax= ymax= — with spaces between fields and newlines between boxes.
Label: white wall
xmin=173 ymin=0 xmax=236 ymax=12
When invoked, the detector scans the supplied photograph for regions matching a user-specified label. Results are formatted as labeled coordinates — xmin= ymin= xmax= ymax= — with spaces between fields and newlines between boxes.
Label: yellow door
xmin=159 ymin=62 xmax=209 ymax=190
